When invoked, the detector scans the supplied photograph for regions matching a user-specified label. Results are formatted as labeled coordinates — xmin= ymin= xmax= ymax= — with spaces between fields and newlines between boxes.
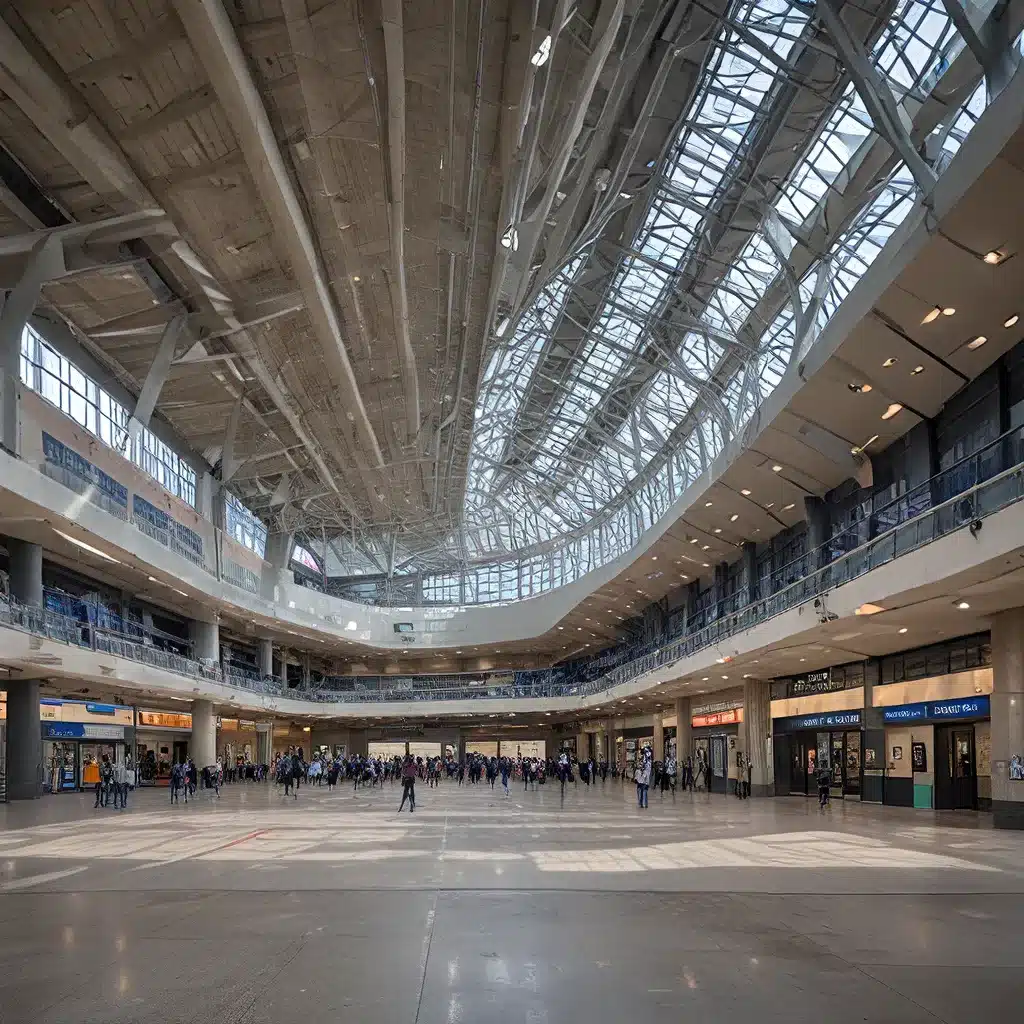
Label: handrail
xmin=2 ymin=455 xmax=1023 ymax=704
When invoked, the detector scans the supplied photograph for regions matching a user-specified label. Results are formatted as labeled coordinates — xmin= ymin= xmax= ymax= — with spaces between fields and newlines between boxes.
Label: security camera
xmin=969 ymin=519 xmax=983 ymax=537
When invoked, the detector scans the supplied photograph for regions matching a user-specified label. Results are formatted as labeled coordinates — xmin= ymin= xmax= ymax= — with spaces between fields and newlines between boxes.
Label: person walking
xmin=500 ymin=758 xmax=511 ymax=798
xmin=399 ymin=754 xmax=417 ymax=812
xmin=635 ymin=750 xmax=651 ymax=809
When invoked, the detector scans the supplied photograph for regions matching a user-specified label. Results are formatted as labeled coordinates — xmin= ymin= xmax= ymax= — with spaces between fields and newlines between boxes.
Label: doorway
xmin=173 ymin=740 xmax=189 ymax=766
xmin=935 ymin=725 xmax=978 ymax=810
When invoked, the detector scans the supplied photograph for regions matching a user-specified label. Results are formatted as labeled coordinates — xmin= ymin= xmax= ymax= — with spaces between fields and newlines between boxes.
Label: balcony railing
xmin=3 ymin=445 xmax=1024 ymax=704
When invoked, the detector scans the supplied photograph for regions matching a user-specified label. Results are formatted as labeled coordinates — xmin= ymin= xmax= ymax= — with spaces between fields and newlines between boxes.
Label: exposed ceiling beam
xmin=0 ymin=11 xmax=344 ymax=504
xmin=381 ymin=0 xmax=421 ymax=446
xmin=172 ymin=0 xmax=385 ymax=468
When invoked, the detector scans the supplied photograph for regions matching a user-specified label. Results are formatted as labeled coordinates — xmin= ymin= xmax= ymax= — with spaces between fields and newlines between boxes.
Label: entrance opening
xmin=935 ymin=724 xmax=978 ymax=810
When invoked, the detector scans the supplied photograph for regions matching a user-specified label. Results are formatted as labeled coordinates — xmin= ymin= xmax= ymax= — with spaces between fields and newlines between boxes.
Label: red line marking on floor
xmin=205 ymin=829 xmax=271 ymax=854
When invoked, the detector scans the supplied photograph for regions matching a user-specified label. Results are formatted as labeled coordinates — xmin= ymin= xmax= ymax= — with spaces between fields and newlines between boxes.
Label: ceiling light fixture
xmin=881 ymin=403 xmax=903 ymax=420
xmin=53 ymin=530 xmax=120 ymax=563
xmin=495 ymin=316 xmax=510 ymax=337
xmin=713 ymin=527 xmax=722 ymax=534
xmin=851 ymin=434 xmax=880 ymax=456
xmin=883 ymin=357 xmax=898 ymax=367
xmin=898 ymin=628 xmax=908 ymax=634
xmin=921 ymin=306 xmax=942 ymax=324
xmin=705 ymin=501 xmax=713 ymax=507
xmin=943 ymin=306 xmax=956 ymax=316
xmin=855 ymin=602 xmax=885 ymax=616
xmin=530 ymin=33 xmax=552 ymax=66
xmin=772 ymin=464 xmax=782 ymax=472
xmin=910 ymin=365 xmax=924 ymax=376
xmin=1003 ymin=314 xmax=1018 ymax=328
xmin=983 ymin=250 xmax=1004 ymax=264
xmin=730 ymin=513 xmax=739 ymax=522
xmin=967 ymin=335 xmax=987 ymax=350
xmin=955 ymin=600 xmax=970 ymax=610
xmin=781 ymin=503 xmax=795 ymax=511
xmin=741 ymin=488 xmax=751 ymax=496
xmin=848 ymin=382 xmax=872 ymax=393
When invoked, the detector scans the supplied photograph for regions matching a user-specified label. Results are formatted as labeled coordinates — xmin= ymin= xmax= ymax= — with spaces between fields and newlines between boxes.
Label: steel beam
xmin=172 ymin=0 xmax=385 ymax=468
xmin=127 ymin=313 xmax=188 ymax=442
xmin=381 ymin=0 xmax=421 ymax=445
xmin=815 ymin=0 xmax=937 ymax=195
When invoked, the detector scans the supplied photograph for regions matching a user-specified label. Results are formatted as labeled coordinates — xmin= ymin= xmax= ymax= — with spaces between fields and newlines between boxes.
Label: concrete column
xmin=991 ymin=608 xmax=1024 ymax=828
xmin=743 ymin=679 xmax=773 ymax=795
xmin=652 ymin=716 xmax=664 ymax=762
xmin=6 ymin=679 xmax=42 ymax=799
xmin=258 ymin=638 xmax=273 ymax=678
xmin=684 ymin=580 xmax=700 ymax=632
xmin=604 ymin=719 xmax=615 ymax=764
xmin=1 ymin=235 xmax=65 ymax=454
xmin=576 ymin=729 xmax=588 ymax=760
xmin=8 ymin=538 xmax=43 ymax=607
xmin=803 ymin=495 xmax=830 ymax=570
xmin=713 ymin=562 xmax=728 ymax=618
xmin=189 ymin=618 xmax=219 ymax=663
xmin=190 ymin=699 xmax=216 ymax=768
xmin=456 ymin=732 xmax=466 ymax=762
xmin=277 ymin=648 xmax=289 ymax=686
xmin=349 ymin=729 xmax=368 ymax=758
xmin=301 ymin=652 xmax=311 ymax=689
xmin=742 ymin=541 xmax=758 ymax=605
xmin=675 ymin=697 xmax=690 ymax=780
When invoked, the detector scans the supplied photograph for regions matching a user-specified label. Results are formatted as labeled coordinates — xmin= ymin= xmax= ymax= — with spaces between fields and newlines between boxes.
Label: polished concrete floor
xmin=2 ymin=777 xmax=1023 ymax=1022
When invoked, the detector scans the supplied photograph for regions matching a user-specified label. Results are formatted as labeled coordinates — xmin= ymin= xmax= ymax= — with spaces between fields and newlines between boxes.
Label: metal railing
xmin=3 ymin=451 xmax=1024 ymax=704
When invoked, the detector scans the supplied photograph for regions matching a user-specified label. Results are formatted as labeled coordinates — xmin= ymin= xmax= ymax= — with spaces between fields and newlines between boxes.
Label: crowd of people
xmin=102 ymin=744 xmax=753 ymax=811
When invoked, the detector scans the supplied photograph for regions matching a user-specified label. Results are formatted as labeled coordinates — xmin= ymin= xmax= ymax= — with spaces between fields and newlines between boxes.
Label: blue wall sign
xmin=775 ymin=710 xmax=861 ymax=733
xmin=882 ymin=695 xmax=989 ymax=723
xmin=44 ymin=723 xmax=85 ymax=739
xmin=42 ymin=432 xmax=128 ymax=506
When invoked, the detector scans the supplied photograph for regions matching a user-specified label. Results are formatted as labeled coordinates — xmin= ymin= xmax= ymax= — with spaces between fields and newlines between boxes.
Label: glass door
xmin=790 ymin=738 xmax=807 ymax=795
xmin=951 ymin=728 xmax=978 ymax=810
xmin=844 ymin=731 xmax=862 ymax=796
xmin=830 ymin=733 xmax=845 ymax=798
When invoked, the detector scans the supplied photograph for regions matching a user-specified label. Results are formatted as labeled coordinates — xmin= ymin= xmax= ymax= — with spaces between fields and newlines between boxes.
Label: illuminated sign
xmin=692 ymin=707 xmax=744 ymax=728
xmin=774 ymin=711 xmax=861 ymax=733
xmin=138 ymin=711 xmax=192 ymax=729
xmin=882 ymin=696 xmax=989 ymax=723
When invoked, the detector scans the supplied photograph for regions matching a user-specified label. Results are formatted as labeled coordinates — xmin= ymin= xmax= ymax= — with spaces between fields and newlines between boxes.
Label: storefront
xmin=690 ymin=704 xmax=744 ymax=794
xmin=135 ymin=709 xmax=192 ymax=785
xmin=0 ymin=697 xmax=133 ymax=793
xmin=772 ymin=710 xmax=863 ymax=798
xmin=873 ymin=694 xmax=991 ymax=810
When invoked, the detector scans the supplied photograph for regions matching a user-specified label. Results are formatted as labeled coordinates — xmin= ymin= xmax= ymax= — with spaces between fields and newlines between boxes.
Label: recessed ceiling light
xmin=910 ymin=365 xmax=924 ymax=375
xmin=772 ymin=464 xmax=782 ymax=472
xmin=702 ymin=676 xmax=709 ymax=681
xmin=851 ymin=434 xmax=880 ymax=456
xmin=898 ymin=627 xmax=908 ymax=634
xmin=702 ymin=562 xmax=710 ymax=567
xmin=848 ymin=382 xmax=872 ymax=393
xmin=855 ymin=602 xmax=885 ymax=616
xmin=781 ymin=503 xmax=795 ymax=511
xmin=921 ymin=306 xmax=942 ymax=324
xmin=883 ymin=357 xmax=898 ymax=367
xmin=942 ymin=306 xmax=956 ymax=316
xmin=983 ymin=250 xmax=1004 ymax=264
xmin=881 ymin=403 xmax=903 ymax=420
xmin=557 ymin=626 xmax=563 ymax=630
xmin=690 ymin=537 xmax=698 ymax=545
xmin=740 ymin=488 xmax=751 ymax=496
xmin=651 ymin=555 xmax=658 ymax=561
xmin=702 ymin=544 xmax=710 ymax=550
xmin=730 ymin=513 xmax=739 ymax=522
xmin=705 ymin=501 xmax=713 ymax=507
xmin=955 ymin=600 xmax=970 ymax=610
xmin=713 ymin=527 xmax=722 ymax=534
xmin=967 ymin=335 xmax=987 ymax=350
xmin=765 ymin=501 xmax=775 ymax=508
xmin=1003 ymin=314 xmax=1018 ymax=328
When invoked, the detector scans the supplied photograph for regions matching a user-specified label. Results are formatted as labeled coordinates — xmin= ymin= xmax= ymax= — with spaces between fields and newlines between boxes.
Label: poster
xmin=911 ymin=742 xmax=927 ymax=773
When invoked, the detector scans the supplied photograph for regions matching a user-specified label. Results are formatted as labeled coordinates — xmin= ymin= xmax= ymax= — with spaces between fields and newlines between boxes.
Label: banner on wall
xmin=42 ymin=432 xmax=128 ymax=507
